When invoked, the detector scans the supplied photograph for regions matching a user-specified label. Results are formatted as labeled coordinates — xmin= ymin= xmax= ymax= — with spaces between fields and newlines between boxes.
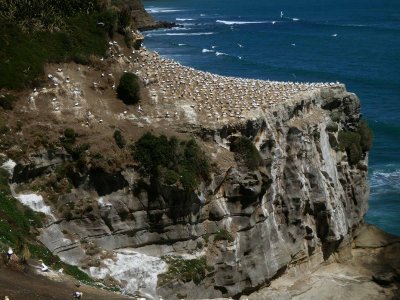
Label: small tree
xmin=117 ymin=72 xmax=140 ymax=105
xmin=231 ymin=136 xmax=262 ymax=170
xmin=113 ymin=130 xmax=126 ymax=148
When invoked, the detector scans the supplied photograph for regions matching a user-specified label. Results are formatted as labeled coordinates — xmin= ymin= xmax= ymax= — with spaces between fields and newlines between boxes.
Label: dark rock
xmin=372 ymin=272 xmax=396 ymax=285
xmin=89 ymin=168 xmax=128 ymax=196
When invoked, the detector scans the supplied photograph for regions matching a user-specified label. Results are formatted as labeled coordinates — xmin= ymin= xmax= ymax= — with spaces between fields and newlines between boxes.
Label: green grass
xmin=0 ymin=11 xmax=112 ymax=90
xmin=132 ymin=133 xmax=210 ymax=190
xmin=159 ymin=256 xmax=212 ymax=285
xmin=0 ymin=169 xmax=44 ymax=248
xmin=214 ymin=229 xmax=234 ymax=243
xmin=0 ymin=168 xmax=96 ymax=283
xmin=0 ymin=0 xmax=102 ymax=31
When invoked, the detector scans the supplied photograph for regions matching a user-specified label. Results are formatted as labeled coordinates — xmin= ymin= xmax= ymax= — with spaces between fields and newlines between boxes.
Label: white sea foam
xmin=370 ymin=169 xmax=400 ymax=191
xmin=216 ymin=51 xmax=228 ymax=56
xmin=159 ymin=32 xmax=215 ymax=36
xmin=292 ymin=18 xmax=300 ymax=21
xmin=176 ymin=18 xmax=195 ymax=21
xmin=178 ymin=43 xmax=186 ymax=46
xmin=146 ymin=8 xmax=183 ymax=13
xmin=202 ymin=48 xmax=215 ymax=53
xmin=216 ymin=20 xmax=273 ymax=25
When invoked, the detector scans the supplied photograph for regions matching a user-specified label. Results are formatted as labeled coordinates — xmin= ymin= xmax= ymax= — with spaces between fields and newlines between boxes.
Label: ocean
xmin=142 ymin=0 xmax=400 ymax=235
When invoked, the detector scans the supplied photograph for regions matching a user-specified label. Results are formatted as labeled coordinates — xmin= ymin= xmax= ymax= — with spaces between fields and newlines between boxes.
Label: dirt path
xmin=0 ymin=267 xmax=131 ymax=300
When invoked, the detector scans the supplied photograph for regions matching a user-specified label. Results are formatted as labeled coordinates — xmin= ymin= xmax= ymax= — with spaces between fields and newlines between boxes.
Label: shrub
xmin=164 ymin=170 xmax=180 ymax=185
xmin=358 ymin=120 xmax=373 ymax=152
xmin=124 ymin=30 xmax=134 ymax=48
xmin=64 ymin=128 xmax=76 ymax=142
xmin=159 ymin=256 xmax=209 ymax=285
xmin=231 ymin=136 xmax=262 ymax=170
xmin=113 ymin=130 xmax=126 ymax=149
xmin=0 ymin=94 xmax=17 ymax=110
xmin=118 ymin=7 xmax=132 ymax=31
xmin=214 ymin=229 xmax=234 ymax=243
xmin=326 ymin=122 xmax=338 ymax=132
xmin=132 ymin=133 xmax=210 ymax=191
xmin=117 ymin=73 xmax=140 ymax=105
xmin=338 ymin=120 xmax=373 ymax=165
xmin=0 ymin=125 xmax=10 ymax=135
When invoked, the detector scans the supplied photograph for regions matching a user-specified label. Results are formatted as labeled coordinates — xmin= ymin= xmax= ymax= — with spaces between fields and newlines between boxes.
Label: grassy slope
xmin=0 ymin=168 xmax=93 ymax=283
xmin=0 ymin=14 xmax=109 ymax=90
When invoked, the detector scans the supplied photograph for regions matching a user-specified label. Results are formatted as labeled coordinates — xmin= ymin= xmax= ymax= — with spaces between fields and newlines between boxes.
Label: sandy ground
xmin=0 ymin=266 xmax=131 ymax=300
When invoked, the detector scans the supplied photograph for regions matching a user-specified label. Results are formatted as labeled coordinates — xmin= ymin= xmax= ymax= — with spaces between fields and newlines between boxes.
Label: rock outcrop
xmin=8 ymin=85 xmax=372 ymax=299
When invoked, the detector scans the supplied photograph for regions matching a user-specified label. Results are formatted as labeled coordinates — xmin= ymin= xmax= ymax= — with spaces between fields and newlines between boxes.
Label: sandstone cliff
xmin=4 ymin=83 xmax=372 ymax=299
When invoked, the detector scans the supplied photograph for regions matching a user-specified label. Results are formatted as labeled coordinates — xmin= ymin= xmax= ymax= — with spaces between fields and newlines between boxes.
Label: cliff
xmin=2 ymin=80 xmax=373 ymax=298
xmin=1 ymin=1 xmax=396 ymax=299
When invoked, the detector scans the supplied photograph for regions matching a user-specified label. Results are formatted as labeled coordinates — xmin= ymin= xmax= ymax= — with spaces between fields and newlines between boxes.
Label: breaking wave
xmin=216 ymin=19 xmax=275 ymax=25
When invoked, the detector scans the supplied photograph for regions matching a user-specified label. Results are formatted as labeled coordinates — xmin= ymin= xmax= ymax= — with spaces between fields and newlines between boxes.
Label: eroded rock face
xmin=12 ymin=86 xmax=369 ymax=299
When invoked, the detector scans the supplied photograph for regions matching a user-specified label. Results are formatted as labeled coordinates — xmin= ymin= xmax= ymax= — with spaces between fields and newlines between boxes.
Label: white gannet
xmin=73 ymin=291 xmax=83 ymax=299
xmin=41 ymin=262 xmax=49 ymax=272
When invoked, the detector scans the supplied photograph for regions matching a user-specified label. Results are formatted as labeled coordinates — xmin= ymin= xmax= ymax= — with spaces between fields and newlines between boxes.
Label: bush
xmin=231 ymin=136 xmax=262 ymax=170
xmin=0 ymin=94 xmax=17 ymax=110
xmin=358 ymin=120 xmax=373 ymax=152
xmin=0 ymin=125 xmax=10 ymax=135
xmin=117 ymin=73 xmax=140 ymax=105
xmin=133 ymin=133 xmax=210 ymax=191
xmin=118 ymin=7 xmax=132 ymax=31
xmin=159 ymin=256 xmax=210 ymax=285
xmin=326 ymin=122 xmax=339 ymax=132
xmin=338 ymin=120 xmax=373 ymax=165
xmin=164 ymin=170 xmax=179 ymax=185
xmin=214 ymin=229 xmax=234 ymax=243
xmin=63 ymin=128 xmax=76 ymax=142
xmin=113 ymin=130 xmax=126 ymax=149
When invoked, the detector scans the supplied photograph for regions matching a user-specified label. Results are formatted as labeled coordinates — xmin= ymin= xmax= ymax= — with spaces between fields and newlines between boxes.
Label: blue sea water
xmin=142 ymin=0 xmax=400 ymax=235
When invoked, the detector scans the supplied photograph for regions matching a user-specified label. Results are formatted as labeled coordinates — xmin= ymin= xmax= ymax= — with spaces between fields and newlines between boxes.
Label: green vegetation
xmin=358 ymin=120 xmax=373 ymax=152
xmin=113 ymin=130 xmax=126 ymax=149
xmin=0 ymin=0 xmax=103 ymax=31
xmin=116 ymin=73 xmax=141 ymax=105
xmin=0 ymin=12 xmax=111 ymax=89
xmin=159 ymin=256 xmax=212 ymax=285
xmin=214 ymin=229 xmax=234 ymax=243
xmin=326 ymin=122 xmax=339 ymax=132
xmin=0 ymin=168 xmax=94 ymax=283
xmin=60 ymin=128 xmax=90 ymax=161
xmin=28 ymin=243 xmax=94 ymax=283
xmin=231 ymin=136 xmax=262 ymax=170
xmin=0 ymin=0 xmax=136 ymax=90
xmin=338 ymin=120 xmax=373 ymax=165
xmin=132 ymin=133 xmax=210 ymax=190
xmin=0 ymin=169 xmax=44 ymax=249
xmin=0 ymin=94 xmax=17 ymax=110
